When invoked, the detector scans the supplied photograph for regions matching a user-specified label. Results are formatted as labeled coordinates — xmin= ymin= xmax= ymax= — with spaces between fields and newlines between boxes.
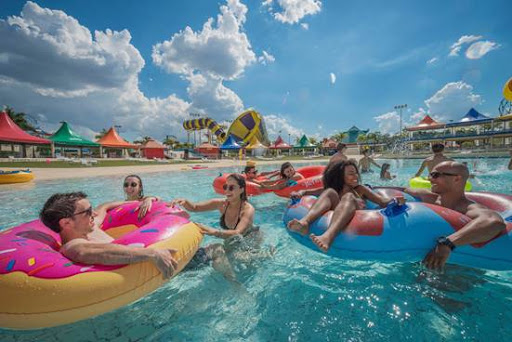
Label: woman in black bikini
xmin=169 ymin=174 xmax=256 ymax=280
xmin=287 ymin=160 xmax=404 ymax=252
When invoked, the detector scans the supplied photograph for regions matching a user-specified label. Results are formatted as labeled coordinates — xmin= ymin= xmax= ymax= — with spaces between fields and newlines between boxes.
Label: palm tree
xmin=356 ymin=133 xmax=368 ymax=143
xmin=331 ymin=132 xmax=347 ymax=142
xmin=133 ymin=136 xmax=152 ymax=145
xmin=163 ymin=135 xmax=178 ymax=148
xmin=95 ymin=128 xmax=108 ymax=140
xmin=4 ymin=106 xmax=36 ymax=131
xmin=309 ymin=137 xmax=318 ymax=145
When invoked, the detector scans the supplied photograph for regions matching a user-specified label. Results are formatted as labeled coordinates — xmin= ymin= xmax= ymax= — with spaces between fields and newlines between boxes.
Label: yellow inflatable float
xmin=0 ymin=169 xmax=34 ymax=184
xmin=0 ymin=202 xmax=202 ymax=330
xmin=409 ymin=176 xmax=472 ymax=191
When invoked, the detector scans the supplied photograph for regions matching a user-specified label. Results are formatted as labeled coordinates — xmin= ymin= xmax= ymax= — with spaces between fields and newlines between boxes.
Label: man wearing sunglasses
xmin=40 ymin=192 xmax=178 ymax=279
xmin=414 ymin=143 xmax=454 ymax=177
xmin=405 ymin=161 xmax=506 ymax=270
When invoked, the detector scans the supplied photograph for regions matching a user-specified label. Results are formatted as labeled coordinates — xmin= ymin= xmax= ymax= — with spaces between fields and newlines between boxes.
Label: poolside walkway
xmin=29 ymin=156 xmax=363 ymax=181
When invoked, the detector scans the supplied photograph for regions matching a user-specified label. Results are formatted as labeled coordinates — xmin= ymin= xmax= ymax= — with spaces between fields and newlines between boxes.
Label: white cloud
xmin=262 ymin=0 xmax=322 ymax=25
xmin=0 ymin=2 xmax=192 ymax=140
xmin=329 ymin=72 xmax=336 ymax=84
xmin=374 ymin=111 xmax=401 ymax=134
xmin=152 ymin=0 xmax=255 ymax=80
xmin=426 ymin=57 xmax=438 ymax=65
xmin=186 ymin=73 xmax=244 ymax=119
xmin=449 ymin=35 xmax=482 ymax=56
xmin=424 ymin=81 xmax=482 ymax=121
xmin=258 ymin=50 xmax=275 ymax=65
xmin=300 ymin=23 xmax=309 ymax=30
xmin=465 ymin=41 xmax=499 ymax=59
xmin=263 ymin=114 xmax=303 ymax=139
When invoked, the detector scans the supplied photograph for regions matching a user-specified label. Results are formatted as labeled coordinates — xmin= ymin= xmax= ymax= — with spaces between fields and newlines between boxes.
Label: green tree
xmin=163 ymin=135 xmax=178 ymax=148
xmin=133 ymin=136 xmax=152 ymax=145
xmin=95 ymin=128 xmax=108 ymax=140
xmin=309 ymin=137 xmax=318 ymax=145
xmin=356 ymin=133 xmax=368 ymax=143
xmin=4 ymin=106 xmax=36 ymax=131
xmin=331 ymin=132 xmax=347 ymax=142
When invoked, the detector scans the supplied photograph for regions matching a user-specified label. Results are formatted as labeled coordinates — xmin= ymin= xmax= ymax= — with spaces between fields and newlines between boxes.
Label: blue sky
xmin=0 ymin=0 xmax=510 ymax=141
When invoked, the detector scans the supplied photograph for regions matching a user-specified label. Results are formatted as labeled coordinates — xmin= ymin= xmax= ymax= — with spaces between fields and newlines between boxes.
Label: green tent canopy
xmin=294 ymin=134 xmax=314 ymax=148
xmin=50 ymin=122 xmax=100 ymax=147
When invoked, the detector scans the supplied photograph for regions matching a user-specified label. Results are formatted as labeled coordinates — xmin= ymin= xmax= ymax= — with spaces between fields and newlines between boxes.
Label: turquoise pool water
xmin=1 ymin=158 xmax=512 ymax=341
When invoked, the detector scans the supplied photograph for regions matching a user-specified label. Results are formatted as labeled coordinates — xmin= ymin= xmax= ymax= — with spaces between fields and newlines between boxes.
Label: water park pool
xmin=1 ymin=158 xmax=512 ymax=341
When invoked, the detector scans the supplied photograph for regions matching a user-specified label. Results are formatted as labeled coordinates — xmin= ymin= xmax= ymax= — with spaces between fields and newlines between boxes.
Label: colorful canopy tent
xmin=50 ymin=122 xmax=99 ymax=147
xmin=405 ymin=115 xmax=445 ymax=131
xmin=245 ymin=137 xmax=267 ymax=150
xmin=322 ymin=138 xmax=337 ymax=149
xmin=344 ymin=126 xmax=369 ymax=143
xmin=97 ymin=127 xmax=137 ymax=158
xmin=140 ymin=139 xmax=166 ymax=159
xmin=246 ymin=137 xmax=267 ymax=156
xmin=195 ymin=142 xmax=220 ymax=159
xmin=446 ymin=108 xmax=493 ymax=127
xmin=220 ymin=135 xmax=241 ymax=150
xmin=0 ymin=111 xmax=50 ymax=144
xmin=269 ymin=136 xmax=291 ymax=149
xmin=294 ymin=135 xmax=315 ymax=148
xmin=0 ymin=111 xmax=50 ymax=157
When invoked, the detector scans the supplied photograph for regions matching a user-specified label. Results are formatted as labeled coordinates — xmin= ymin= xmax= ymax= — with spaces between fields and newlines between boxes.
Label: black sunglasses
xmin=247 ymin=170 xmax=258 ymax=174
xmin=71 ymin=206 xmax=93 ymax=217
xmin=124 ymin=182 xmax=138 ymax=188
xmin=429 ymin=171 xmax=458 ymax=179
xmin=223 ymin=184 xmax=237 ymax=191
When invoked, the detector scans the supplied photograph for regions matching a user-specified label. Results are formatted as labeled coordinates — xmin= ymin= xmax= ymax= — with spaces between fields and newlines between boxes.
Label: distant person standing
xmin=328 ymin=143 xmax=348 ymax=167
xmin=358 ymin=149 xmax=381 ymax=173
xmin=414 ymin=143 xmax=454 ymax=177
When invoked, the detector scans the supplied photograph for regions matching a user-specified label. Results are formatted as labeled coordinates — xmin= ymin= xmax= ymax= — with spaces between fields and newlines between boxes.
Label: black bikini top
xmin=220 ymin=201 xmax=243 ymax=230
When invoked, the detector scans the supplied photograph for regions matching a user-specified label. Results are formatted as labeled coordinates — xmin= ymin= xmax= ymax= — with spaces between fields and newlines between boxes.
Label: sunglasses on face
xmin=124 ymin=182 xmax=138 ymax=188
xmin=223 ymin=184 xmax=237 ymax=191
xmin=429 ymin=171 xmax=458 ymax=179
xmin=71 ymin=206 xmax=93 ymax=217
xmin=247 ymin=170 xmax=258 ymax=174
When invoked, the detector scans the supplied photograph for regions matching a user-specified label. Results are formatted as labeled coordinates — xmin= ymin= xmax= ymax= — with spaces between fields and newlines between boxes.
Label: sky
xmin=0 ymin=0 xmax=510 ymax=142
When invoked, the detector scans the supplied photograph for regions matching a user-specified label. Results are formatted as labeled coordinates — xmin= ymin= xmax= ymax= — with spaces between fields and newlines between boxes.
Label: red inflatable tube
xmin=212 ymin=165 xmax=325 ymax=197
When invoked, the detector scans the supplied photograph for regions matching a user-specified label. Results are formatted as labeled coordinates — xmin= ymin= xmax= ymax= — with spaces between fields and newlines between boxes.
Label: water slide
xmin=182 ymin=109 xmax=269 ymax=145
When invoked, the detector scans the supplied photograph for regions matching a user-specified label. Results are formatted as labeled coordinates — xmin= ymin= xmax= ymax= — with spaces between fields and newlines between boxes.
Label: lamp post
xmin=288 ymin=133 xmax=291 ymax=146
xmin=394 ymin=104 xmax=407 ymax=135
xmin=189 ymin=113 xmax=201 ymax=146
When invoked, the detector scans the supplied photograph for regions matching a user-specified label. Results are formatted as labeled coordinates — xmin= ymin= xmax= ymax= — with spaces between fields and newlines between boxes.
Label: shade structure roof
xmin=295 ymin=134 xmax=314 ymax=148
xmin=406 ymin=115 xmax=445 ymax=131
xmin=195 ymin=142 xmax=220 ymax=151
xmin=246 ymin=137 xmax=268 ymax=150
xmin=0 ymin=111 xmax=51 ymax=144
xmin=97 ymin=127 xmax=137 ymax=148
xmin=269 ymin=135 xmax=291 ymax=149
xmin=50 ymin=121 xmax=100 ymax=147
xmin=446 ymin=108 xmax=493 ymax=127
xmin=322 ymin=138 xmax=337 ymax=148
xmin=141 ymin=139 xmax=165 ymax=149
xmin=220 ymin=135 xmax=241 ymax=150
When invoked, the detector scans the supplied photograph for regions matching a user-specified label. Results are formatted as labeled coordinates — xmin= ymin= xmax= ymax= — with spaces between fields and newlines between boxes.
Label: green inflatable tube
xmin=409 ymin=177 xmax=472 ymax=191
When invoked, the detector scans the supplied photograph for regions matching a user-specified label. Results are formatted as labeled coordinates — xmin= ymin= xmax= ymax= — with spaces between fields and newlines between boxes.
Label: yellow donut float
xmin=0 ymin=169 xmax=34 ymax=184
xmin=409 ymin=176 xmax=472 ymax=191
xmin=0 ymin=202 xmax=202 ymax=330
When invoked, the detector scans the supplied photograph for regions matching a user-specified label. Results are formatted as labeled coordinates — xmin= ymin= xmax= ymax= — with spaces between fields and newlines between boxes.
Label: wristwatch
xmin=436 ymin=236 xmax=456 ymax=251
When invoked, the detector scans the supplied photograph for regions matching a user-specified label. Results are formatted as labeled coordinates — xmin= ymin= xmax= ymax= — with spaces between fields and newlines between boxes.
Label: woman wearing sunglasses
xmin=169 ymin=174 xmax=257 ymax=280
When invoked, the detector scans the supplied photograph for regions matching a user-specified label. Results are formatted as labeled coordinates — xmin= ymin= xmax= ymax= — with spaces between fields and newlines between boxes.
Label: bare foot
xmin=310 ymin=234 xmax=332 ymax=252
xmin=287 ymin=219 xmax=310 ymax=235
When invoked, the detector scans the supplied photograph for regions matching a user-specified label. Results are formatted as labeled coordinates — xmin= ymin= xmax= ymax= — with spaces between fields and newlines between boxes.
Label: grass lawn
xmin=0 ymin=160 xmax=193 ymax=168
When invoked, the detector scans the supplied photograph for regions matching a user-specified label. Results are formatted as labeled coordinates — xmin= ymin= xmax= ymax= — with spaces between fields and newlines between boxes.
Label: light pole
xmin=394 ymin=104 xmax=407 ymax=135
xmin=189 ymin=113 xmax=201 ymax=146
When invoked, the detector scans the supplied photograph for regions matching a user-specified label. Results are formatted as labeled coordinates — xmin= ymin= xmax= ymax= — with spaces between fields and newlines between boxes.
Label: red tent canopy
xmin=406 ymin=115 xmax=445 ymax=131
xmin=269 ymin=136 xmax=291 ymax=149
xmin=141 ymin=139 xmax=166 ymax=159
xmin=0 ymin=111 xmax=51 ymax=144
xmin=97 ymin=127 xmax=137 ymax=148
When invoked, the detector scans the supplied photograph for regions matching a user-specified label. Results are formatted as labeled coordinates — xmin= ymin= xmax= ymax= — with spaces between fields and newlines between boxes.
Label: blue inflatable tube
xmin=283 ymin=187 xmax=512 ymax=270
